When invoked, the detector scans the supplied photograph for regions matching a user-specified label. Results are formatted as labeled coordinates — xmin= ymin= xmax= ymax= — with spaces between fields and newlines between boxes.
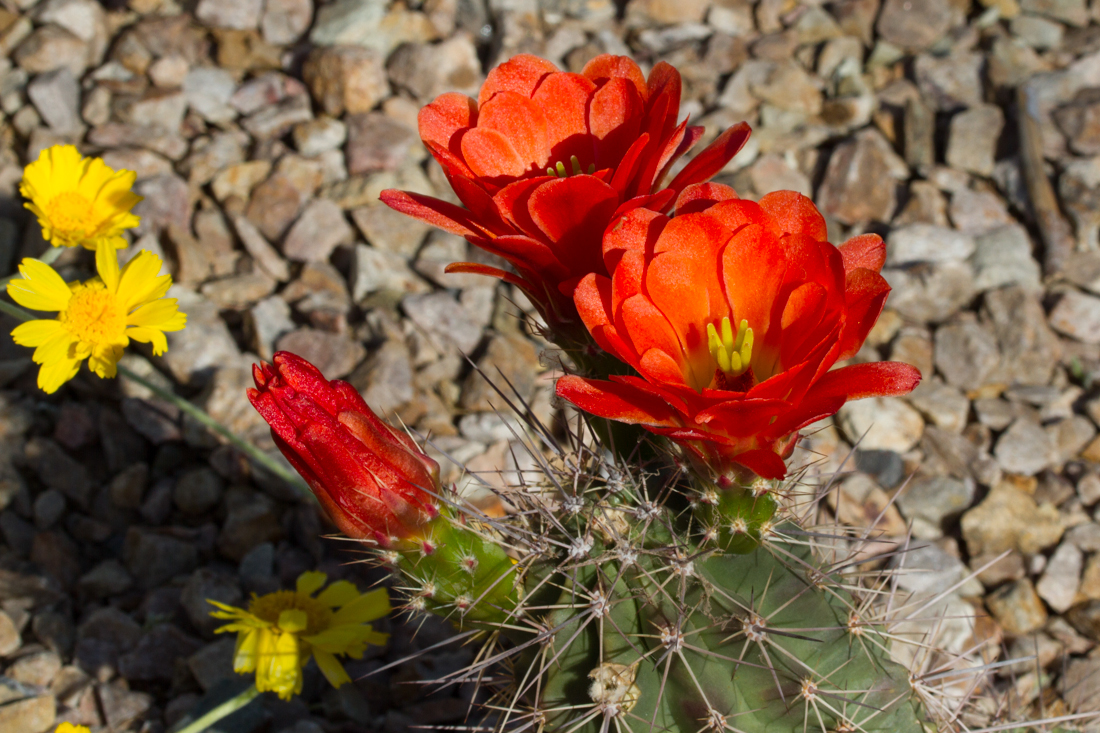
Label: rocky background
xmin=1 ymin=0 xmax=1100 ymax=730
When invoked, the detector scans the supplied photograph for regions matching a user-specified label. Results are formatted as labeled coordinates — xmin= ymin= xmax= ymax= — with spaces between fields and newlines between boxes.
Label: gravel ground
xmin=4 ymin=0 xmax=1100 ymax=730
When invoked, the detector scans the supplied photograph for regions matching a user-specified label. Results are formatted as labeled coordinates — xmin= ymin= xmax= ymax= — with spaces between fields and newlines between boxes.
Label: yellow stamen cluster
xmin=546 ymin=154 xmax=596 ymax=177
xmin=707 ymin=317 xmax=754 ymax=377
xmin=209 ymin=571 xmax=390 ymax=701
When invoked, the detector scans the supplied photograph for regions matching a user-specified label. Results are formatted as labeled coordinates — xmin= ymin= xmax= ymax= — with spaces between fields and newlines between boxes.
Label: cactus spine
xmin=390 ymin=434 xmax=935 ymax=733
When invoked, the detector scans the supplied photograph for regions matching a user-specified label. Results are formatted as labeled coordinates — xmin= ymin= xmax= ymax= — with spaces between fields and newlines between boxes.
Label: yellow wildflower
xmin=54 ymin=725 xmax=91 ymax=733
xmin=7 ymin=245 xmax=186 ymax=394
xmin=209 ymin=571 xmax=390 ymax=701
xmin=21 ymin=144 xmax=142 ymax=250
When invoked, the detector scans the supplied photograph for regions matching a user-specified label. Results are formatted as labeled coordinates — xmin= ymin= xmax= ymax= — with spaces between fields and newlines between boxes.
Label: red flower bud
xmin=248 ymin=352 xmax=440 ymax=546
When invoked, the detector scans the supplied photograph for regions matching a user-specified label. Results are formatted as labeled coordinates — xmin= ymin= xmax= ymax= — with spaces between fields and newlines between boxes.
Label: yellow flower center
xmin=250 ymin=590 xmax=332 ymax=635
xmin=707 ymin=317 xmax=753 ymax=379
xmin=44 ymin=191 xmax=95 ymax=235
xmin=546 ymin=154 xmax=596 ymax=178
xmin=59 ymin=282 xmax=126 ymax=346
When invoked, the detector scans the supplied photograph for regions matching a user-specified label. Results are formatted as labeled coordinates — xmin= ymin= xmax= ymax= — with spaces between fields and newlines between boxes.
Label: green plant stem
xmin=172 ymin=683 xmax=261 ymax=733
xmin=0 ymin=297 xmax=311 ymax=498
xmin=0 ymin=245 xmax=63 ymax=288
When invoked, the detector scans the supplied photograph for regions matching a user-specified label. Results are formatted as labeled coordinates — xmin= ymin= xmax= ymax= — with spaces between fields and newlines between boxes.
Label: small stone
xmin=827 ymin=473 xmax=907 ymax=535
xmin=183 ymin=66 xmax=238 ymax=124
xmin=907 ymin=379 xmax=969 ymax=434
xmin=0 ymin=610 xmax=20 ymax=655
xmin=897 ymin=475 xmax=976 ymax=538
xmin=750 ymin=60 xmax=822 ymax=116
xmin=1037 ymin=541 xmax=1083 ymax=613
xmin=402 ymin=292 xmax=484 ymax=354
xmin=187 ymin=638 xmax=236 ymax=691
xmin=196 ymin=0 xmax=263 ymax=30
xmin=108 ymin=463 xmax=148 ymax=510
xmin=386 ymin=35 xmax=482 ymax=102
xmin=817 ymin=128 xmax=908 ymax=225
xmin=961 ymin=482 xmax=1064 ymax=556
xmin=969 ymin=225 xmax=1042 ymax=293
xmin=275 ymin=329 xmax=365 ymax=379
xmin=876 ymin=0 xmax=952 ymax=51
xmin=7 ymin=650 xmax=62 ymax=687
xmin=293 ymin=116 xmax=346 ymax=157
xmin=303 ymin=45 xmax=388 ymax=117
xmin=77 ymin=560 xmax=133 ymax=598
xmin=836 ymin=397 xmax=925 ymax=452
xmin=352 ymin=203 xmax=431 ymax=256
xmin=461 ymin=333 xmax=540 ymax=412
xmin=0 ymin=695 xmax=55 ymax=733
xmin=247 ymin=296 xmax=295 ymax=361
xmin=948 ymin=188 xmax=1016 ymax=235
xmin=245 ymin=171 xmax=311 ymax=242
xmin=24 ymin=438 xmax=93 ymax=508
xmin=217 ymin=489 xmax=284 ymax=562
xmin=230 ymin=214 xmax=290 ymax=282
xmin=132 ymin=174 xmax=191 ymax=235
xmin=242 ymin=94 xmax=313 ymax=140
xmin=309 ymin=0 xmax=437 ymax=56
xmin=33 ymin=489 xmax=65 ymax=529
xmin=1050 ymin=290 xmax=1100 ymax=343
xmin=984 ymin=286 xmax=1061 ymax=386
xmin=161 ymin=288 xmax=243 ymax=386
xmin=933 ymin=317 xmax=1000 ymax=391
xmin=173 ymin=468 xmax=224 ymax=516
xmin=148 ymin=55 xmax=189 ymax=88
xmin=348 ymin=340 xmax=414 ymax=416
xmin=181 ymin=569 xmax=242 ymax=638
xmin=1051 ymin=415 xmax=1097 ymax=464
xmin=946 ymin=105 xmax=1005 ymax=177
xmin=14 ymin=25 xmax=88 ymax=76
xmin=200 ymin=272 xmax=277 ymax=310
xmin=894 ymin=542 xmax=983 ymax=597
xmin=886 ymin=224 xmax=975 ymax=265
xmin=883 ymin=262 xmax=977 ymax=323
xmin=212 ymin=160 xmax=272 ymax=203
xmin=118 ymin=624 xmax=201 ymax=682
xmin=282 ymin=198 xmax=354 ymax=262
xmin=1063 ymin=657 xmax=1100 ymax=711
xmin=346 ymin=112 xmax=420 ymax=175
xmin=995 ymin=418 xmax=1057 ymax=475
xmin=1020 ymin=0 xmax=1088 ymax=25
xmin=1011 ymin=13 xmax=1065 ymax=49
xmin=97 ymin=680 xmax=151 ymax=730
xmin=352 ymin=244 xmax=429 ymax=300
xmin=915 ymin=52 xmax=985 ymax=111
xmin=987 ymin=579 xmax=1048 ymax=636
xmin=27 ymin=67 xmax=81 ymax=135
xmin=124 ymin=528 xmax=200 ymax=588
xmin=261 ymin=0 xmax=313 ymax=44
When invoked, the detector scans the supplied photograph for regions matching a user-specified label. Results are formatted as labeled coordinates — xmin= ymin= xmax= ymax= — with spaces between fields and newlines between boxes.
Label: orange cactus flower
xmin=556 ymin=183 xmax=922 ymax=480
xmin=381 ymin=54 xmax=750 ymax=339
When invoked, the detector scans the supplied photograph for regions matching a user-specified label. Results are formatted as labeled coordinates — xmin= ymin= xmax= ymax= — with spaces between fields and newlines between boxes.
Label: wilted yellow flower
xmin=7 ymin=245 xmax=186 ymax=394
xmin=209 ymin=571 xmax=390 ymax=701
xmin=21 ymin=144 xmax=141 ymax=250
xmin=54 ymin=724 xmax=91 ymax=733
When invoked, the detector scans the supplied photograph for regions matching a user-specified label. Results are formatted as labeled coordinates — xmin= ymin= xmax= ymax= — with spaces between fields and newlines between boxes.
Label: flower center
xmin=546 ymin=155 xmax=596 ymax=178
xmin=707 ymin=317 xmax=753 ymax=377
xmin=250 ymin=590 xmax=332 ymax=635
xmin=59 ymin=282 xmax=126 ymax=346
xmin=44 ymin=191 xmax=95 ymax=234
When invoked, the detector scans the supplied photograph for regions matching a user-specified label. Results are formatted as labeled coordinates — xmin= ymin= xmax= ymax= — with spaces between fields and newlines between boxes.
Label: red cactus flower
xmin=248 ymin=352 xmax=440 ymax=546
xmin=556 ymin=183 xmax=922 ymax=480
xmin=380 ymin=53 xmax=751 ymax=339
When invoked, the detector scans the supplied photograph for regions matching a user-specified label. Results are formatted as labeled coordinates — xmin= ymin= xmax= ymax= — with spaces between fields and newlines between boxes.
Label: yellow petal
xmin=331 ymin=588 xmax=390 ymax=626
xmin=278 ymin=609 xmax=308 ymax=633
xmin=36 ymin=358 xmax=81 ymax=394
xmin=7 ymin=258 xmax=72 ymax=311
xmin=303 ymin=624 xmax=376 ymax=654
xmin=117 ymin=250 xmax=171 ymax=310
xmin=127 ymin=299 xmax=184 ymax=329
xmin=11 ymin=319 xmax=64 ymax=348
xmin=316 ymin=580 xmax=359 ymax=608
xmin=259 ymin=630 xmax=304 ymax=701
xmin=88 ymin=344 xmax=123 ymax=379
xmin=32 ymin=329 xmax=78 ymax=366
xmin=296 ymin=571 xmax=327 ymax=597
xmin=313 ymin=650 xmax=351 ymax=689
xmin=96 ymin=241 xmax=120 ymax=293
xmin=233 ymin=628 xmax=260 ymax=673
xmin=125 ymin=326 xmax=168 ymax=356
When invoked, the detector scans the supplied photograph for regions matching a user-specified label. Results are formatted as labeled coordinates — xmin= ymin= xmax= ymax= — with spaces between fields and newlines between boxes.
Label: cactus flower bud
xmin=248 ymin=352 xmax=440 ymax=546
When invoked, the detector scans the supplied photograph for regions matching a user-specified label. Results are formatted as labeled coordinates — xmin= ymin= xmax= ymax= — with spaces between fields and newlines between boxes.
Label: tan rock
xmin=960 ymin=482 xmax=1064 ymax=557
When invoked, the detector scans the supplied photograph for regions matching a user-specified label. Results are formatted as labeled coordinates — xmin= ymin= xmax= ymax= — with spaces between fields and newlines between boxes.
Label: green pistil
xmin=547 ymin=155 xmax=596 ymax=177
